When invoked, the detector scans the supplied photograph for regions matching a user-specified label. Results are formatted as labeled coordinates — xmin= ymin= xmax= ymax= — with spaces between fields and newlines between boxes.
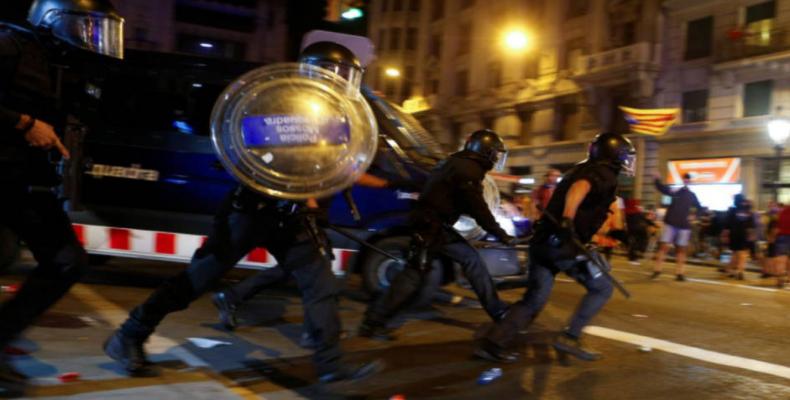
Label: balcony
xmin=572 ymin=42 xmax=658 ymax=83
xmin=715 ymin=28 xmax=790 ymax=63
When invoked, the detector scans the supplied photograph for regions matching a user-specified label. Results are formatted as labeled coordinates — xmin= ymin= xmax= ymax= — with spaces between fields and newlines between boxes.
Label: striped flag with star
xmin=619 ymin=106 xmax=680 ymax=135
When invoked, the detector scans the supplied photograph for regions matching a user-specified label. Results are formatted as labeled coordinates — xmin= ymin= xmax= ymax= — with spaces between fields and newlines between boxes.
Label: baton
xmin=328 ymin=225 xmax=407 ymax=264
xmin=539 ymin=210 xmax=631 ymax=299
xmin=343 ymin=189 xmax=362 ymax=221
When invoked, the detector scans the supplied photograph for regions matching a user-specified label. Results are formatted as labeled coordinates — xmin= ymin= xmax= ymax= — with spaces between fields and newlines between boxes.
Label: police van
xmin=0 ymin=49 xmax=527 ymax=300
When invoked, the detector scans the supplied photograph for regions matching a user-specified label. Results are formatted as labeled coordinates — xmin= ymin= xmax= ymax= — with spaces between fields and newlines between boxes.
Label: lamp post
xmin=768 ymin=117 xmax=790 ymax=201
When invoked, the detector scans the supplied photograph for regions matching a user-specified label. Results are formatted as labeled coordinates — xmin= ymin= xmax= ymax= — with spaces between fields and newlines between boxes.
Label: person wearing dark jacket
xmin=722 ymin=194 xmax=756 ymax=280
xmin=475 ymin=132 xmax=635 ymax=363
xmin=652 ymin=173 xmax=703 ymax=281
xmin=358 ymin=129 xmax=514 ymax=340
xmin=103 ymin=41 xmax=381 ymax=385
xmin=0 ymin=1 xmax=124 ymax=396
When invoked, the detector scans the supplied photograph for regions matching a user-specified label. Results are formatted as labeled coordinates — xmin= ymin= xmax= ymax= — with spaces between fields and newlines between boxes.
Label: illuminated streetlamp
xmin=384 ymin=67 xmax=401 ymax=78
xmin=768 ymin=113 xmax=790 ymax=201
xmin=502 ymin=29 xmax=531 ymax=52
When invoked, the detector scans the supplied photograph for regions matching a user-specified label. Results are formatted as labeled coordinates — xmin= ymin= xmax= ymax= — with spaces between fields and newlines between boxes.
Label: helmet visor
xmin=621 ymin=153 xmax=636 ymax=177
xmin=493 ymin=150 xmax=508 ymax=172
xmin=306 ymin=61 xmax=363 ymax=94
xmin=48 ymin=11 xmax=124 ymax=59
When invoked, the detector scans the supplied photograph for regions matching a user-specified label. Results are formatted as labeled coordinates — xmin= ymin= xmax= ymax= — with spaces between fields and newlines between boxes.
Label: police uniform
xmin=0 ymin=25 xmax=88 ymax=353
xmin=106 ymin=186 xmax=344 ymax=377
xmin=107 ymin=39 xmax=381 ymax=383
xmin=361 ymin=146 xmax=511 ymax=335
xmin=477 ymin=132 xmax=634 ymax=362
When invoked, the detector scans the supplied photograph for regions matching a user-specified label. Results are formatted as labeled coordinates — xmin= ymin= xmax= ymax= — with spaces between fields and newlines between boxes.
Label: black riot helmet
xmin=464 ymin=129 xmax=508 ymax=171
xmin=299 ymin=41 xmax=363 ymax=91
xmin=28 ymin=0 xmax=124 ymax=59
xmin=587 ymin=132 xmax=637 ymax=176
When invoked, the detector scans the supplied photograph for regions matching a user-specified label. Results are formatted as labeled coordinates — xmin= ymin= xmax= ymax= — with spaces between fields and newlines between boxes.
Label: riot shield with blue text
xmin=211 ymin=63 xmax=378 ymax=200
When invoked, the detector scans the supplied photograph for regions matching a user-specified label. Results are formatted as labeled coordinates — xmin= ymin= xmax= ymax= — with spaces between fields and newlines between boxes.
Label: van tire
xmin=361 ymin=236 xmax=441 ymax=308
xmin=0 ymin=227 xmax=20 ymax=274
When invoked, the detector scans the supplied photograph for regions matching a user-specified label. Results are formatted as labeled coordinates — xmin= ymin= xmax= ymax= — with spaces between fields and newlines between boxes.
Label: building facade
xmin=115 ymin=0 xmax=288 ymax=63
xmin=658 ymin=0 xmax=790 ymax=209
xmin=368 ymin=0 xmax=663 ymax=202
xmin=368 ymin=0 xmax=790 ymax=209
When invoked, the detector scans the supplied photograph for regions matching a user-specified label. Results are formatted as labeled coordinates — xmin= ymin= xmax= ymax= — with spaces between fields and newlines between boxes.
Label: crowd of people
xmin=510 ymin=174 xmax=790 ymax=289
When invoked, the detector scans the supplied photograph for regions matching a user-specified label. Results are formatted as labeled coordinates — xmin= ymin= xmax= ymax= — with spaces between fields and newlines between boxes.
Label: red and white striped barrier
xmin=72 ymin=224 xmax=355 ymax=275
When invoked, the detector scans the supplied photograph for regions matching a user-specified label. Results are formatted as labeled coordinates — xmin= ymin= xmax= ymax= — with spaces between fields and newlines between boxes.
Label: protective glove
xmin=550 ymin=217 xmax=577 ymax=247
xmin=498 ymin=233 xmax=516 ymax=247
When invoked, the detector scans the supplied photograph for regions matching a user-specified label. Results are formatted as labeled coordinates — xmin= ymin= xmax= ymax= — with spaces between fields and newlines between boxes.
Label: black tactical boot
xmin=103 ymin=330 xmax=159 ymax=377
xmin=211 ymin=291 xmax=239 ymax=331
xmin=357 ymin=321 xmax=396 ymax=341
xmin=553 ymin=332 xmax=602 ymax=361
xmin=473 ymin=339 xmax=519 ymax=363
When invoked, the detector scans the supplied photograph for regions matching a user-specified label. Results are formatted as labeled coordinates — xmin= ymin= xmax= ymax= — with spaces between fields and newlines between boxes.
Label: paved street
xmin=1 ymin=253 xmax=789 ymax=399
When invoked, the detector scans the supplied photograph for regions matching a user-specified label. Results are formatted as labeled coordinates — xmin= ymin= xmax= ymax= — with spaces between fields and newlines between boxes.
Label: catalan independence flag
xmin=619 ymin=106 xmax=680 ymax=136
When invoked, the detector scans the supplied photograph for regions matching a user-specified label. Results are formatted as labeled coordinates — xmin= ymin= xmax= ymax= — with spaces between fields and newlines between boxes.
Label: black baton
xmin=540 ymin=210 xmax=631 ymax=299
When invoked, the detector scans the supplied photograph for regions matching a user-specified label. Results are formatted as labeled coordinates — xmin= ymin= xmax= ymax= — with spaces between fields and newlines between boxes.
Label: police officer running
xmin=359 ymin=129 xmax=514 ymax=340
xmin=475 ymin=132 xmax=636 ymax=363
xmin=103 ymin=42 xmax=380 ymax=384
xmin=0 ymin=1 xmax=123 ymax=396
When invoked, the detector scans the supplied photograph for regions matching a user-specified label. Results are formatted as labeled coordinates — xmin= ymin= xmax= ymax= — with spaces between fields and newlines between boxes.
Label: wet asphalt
xmin=1 ymin=253 xmax=789 ymax=399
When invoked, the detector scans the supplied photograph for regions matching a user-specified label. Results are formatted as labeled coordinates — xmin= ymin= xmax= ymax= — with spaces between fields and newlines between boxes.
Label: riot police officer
xmin=359 ymin=129 xmax=514 ymax=340
xmin=0 ymin=0 xmax=123 ymax=395
xmin=103 ymin=42 xmax=380 ymax=384
xmin=475 ymin=132 xmax=635 ymax=363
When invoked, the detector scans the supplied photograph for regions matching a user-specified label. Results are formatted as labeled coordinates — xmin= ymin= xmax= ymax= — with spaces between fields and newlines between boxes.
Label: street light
xmin=501 ymin=28 xmax=532 ymax=53
xmin=768 ymin=116 xmax=790 ymax=201
xmin=384 ymin=67 xmax=401 ymax=78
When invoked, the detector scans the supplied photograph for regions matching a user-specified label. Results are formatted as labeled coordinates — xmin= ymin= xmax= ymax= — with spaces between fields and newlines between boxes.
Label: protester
xmin=652 ymin=173 xmax=703 ymax=282
xmin=531 ymin=168 xmax=561 ymax=219
xmin=625 ymin=199 xmax=657 ymax=264
xmin=721 ymin=194 xmax=756 ymax=280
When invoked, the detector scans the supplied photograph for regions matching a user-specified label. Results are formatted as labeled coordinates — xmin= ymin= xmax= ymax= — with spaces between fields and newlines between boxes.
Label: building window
xmin=378 ymin=29 xmax=387 ymax=51
xmin=682 ymin=89 xmax=708 ymax=123
xmin=457 ymin=23 xmax=471 ymax=55
xmin=566 ymin=0 xmax=589 ymax=19
xmin=381 ymin=0 xmax=389 ymax=12
xmin=429 ymin=33 xmax=441 ymax=58
xmin=563 ymin=37 xmax=585 ymax=71
xmin=385 ymin=80 xmax=396 ymax=97
xmin=745 ymin=1 xmax=776 ymax=46
xmin=746 ymin=1 xmax=776 ymax=23
xmin=403 ymin=66 xmax=415 ymax=98
xmin=390 ymin=28 xmax=402 ymax=50
xmin=409 ymin=0 xmax=420 ymax=12
xmin=461 ymin=0 xmax=475 ymax=9
xmin=743 ymin=80 xmax=773 ymax=117
xmin=406 ymin=28 xmax=418 ymax=50
xmin=684 ymin=16 xmax=713 ymax=60
xmin=393 ymin=0 xmax=403 ymax=12
xmin=487 ymin=60 xmax=502 ymax=88
xmin=455 ymin=69 xmax=468 ymax=96
xmin=431 ymin=0 xmax=444 ymax=21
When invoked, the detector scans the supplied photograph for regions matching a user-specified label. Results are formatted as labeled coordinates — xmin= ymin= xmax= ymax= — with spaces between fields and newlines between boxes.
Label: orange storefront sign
xmin=667 ymin=158 xmax=741 ymax=184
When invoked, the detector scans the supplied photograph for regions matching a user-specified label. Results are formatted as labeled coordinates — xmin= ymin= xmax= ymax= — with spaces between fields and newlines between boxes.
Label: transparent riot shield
xmin=211 ymin=63 xmax=378 ymax=200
